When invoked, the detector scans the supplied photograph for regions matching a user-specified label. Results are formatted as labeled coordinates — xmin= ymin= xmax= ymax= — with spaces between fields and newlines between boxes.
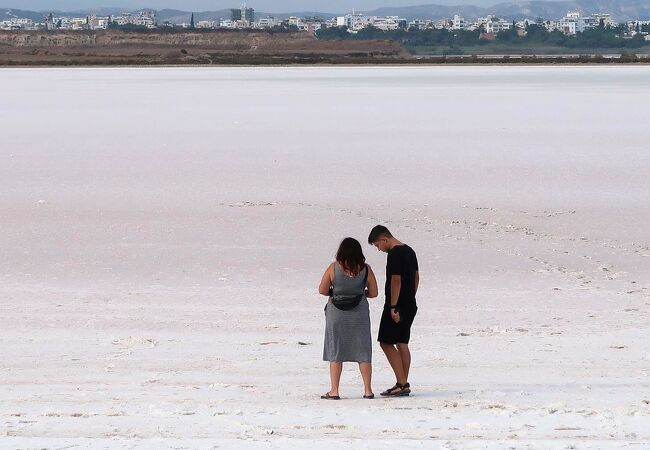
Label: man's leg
xmin=328 ymin=361 xmax=342 ymax=396
xmin=380 ymin=342 xmax=407 ymax=385
xmin=396 ymin=343 xmax=411 ymax=382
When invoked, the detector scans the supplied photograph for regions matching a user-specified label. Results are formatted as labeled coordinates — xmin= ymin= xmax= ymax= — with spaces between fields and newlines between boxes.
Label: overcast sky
xmin=4 ymin=0 xmax=539 ymax=13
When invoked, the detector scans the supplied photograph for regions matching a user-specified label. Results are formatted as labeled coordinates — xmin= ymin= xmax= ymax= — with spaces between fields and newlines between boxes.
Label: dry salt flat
xmin=1 ymin=66 xmax=649 ymax=449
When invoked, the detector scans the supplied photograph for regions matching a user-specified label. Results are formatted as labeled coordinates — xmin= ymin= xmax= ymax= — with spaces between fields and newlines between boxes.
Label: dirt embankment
xmin=0 ymin=30 xmax=409 ymax=65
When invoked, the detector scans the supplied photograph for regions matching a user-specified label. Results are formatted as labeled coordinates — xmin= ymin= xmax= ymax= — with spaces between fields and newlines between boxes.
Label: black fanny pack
xmin=331 ymin=265 xmax=368 ymax=311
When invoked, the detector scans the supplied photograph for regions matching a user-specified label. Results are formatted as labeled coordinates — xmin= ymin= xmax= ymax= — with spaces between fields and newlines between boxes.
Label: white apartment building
xmin=85 ymin=16 xmax=109 ymax=30
xmin=592 ymin=14 xmax=614 ymax=28
xmin=15 ymin=18 xmax=34 ymax=27
xmin=109 ymin=11 xmax=157 ymax=29
xmin=408 ymin=19 xmax=434 ymax=30
xmin=133 ymin=16 xmax=155 ymax=28
xmin=628 ymin=18 xmax=650 ymax=38
xmin=256 ymin=16 xmax=280 ymax=28
xmin=434 ymin=19 xmax=450 ymax=29
xmin=372 ymin=16 xmax=404 ymax=31
xmin=0 ymin=20 xmax=18 ymax=30
xmin=57 ymin=17 xmax=88 ymax=30
xmin=0 ymin=18 xmax=36 ymax=30
xmin=557 ymin=11 xmax=579 ymax=35
xmin=218 ymin=19 xmax=255 ymax=29
xmin=287 ymin=15 xmax=325 ymax=32
xmin=111 ymin=16 xmax=128 ymax=26
xmin=452 ymin=15 xmax=466 ymax=30
xmin=485 ymin=18 xmax=512 ymax=34
xmin=556 ymin=11 xmax=617 ymax=36
xmin=336 ymin=12 xmax=366 ymax=30
xmin=287 ymin=16 xmax=302 ymax=27
xmin=333 ymin=12 xmax=406 ymax=32
xmin=628 ymin=19 xmax=650 ymax=29
xmin=517 ymin=19 xmax=537 ymax=28
xmin=350 ymin=15 xmax=373 ymax=32
xmin=196 ymin=20 xmax=218 ymax=28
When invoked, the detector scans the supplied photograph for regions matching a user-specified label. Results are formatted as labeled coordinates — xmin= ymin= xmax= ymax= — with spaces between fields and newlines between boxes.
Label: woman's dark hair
xmin=367 ymin=225 xmax=392 ymax=244
xmin=336 ymin=237 xmax=366 ymax=275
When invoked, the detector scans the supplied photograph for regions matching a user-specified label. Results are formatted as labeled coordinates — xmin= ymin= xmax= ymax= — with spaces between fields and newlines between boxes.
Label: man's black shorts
xmin=378 ymin=304 xmax=418 ymax=344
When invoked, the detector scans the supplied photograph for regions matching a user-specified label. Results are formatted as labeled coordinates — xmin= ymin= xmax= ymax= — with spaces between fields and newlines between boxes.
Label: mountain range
xmin=2 ymin=0 xmax=649 ymax=24
xmin=370 ymin=0 xmax=650 ymax=21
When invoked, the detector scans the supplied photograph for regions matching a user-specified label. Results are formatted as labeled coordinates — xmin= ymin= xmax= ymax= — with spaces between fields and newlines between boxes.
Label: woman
xmin=318 ymin=237 xmax=379 ymax=399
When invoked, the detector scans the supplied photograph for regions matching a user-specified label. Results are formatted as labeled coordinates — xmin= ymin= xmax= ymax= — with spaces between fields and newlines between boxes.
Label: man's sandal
xmin=380 ymin=383 xmax=411 ymax=397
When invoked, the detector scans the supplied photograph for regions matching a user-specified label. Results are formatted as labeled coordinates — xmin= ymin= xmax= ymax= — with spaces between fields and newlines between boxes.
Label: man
xmin=368 ymin=225 xmax=419 ymax=397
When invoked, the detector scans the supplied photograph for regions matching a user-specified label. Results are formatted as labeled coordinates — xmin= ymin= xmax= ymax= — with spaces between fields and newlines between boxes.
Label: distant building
xmin=305 ymin=22 xmax=323 ymax=34
xmin=408 ymin=19 xmax=432 ymax=30
xmin=231 ymin=4 xmax=254 ymax=23
xmin=196 ymin=20 xmax=218 ymax=28
xmin=373 ymin=16 xmax=406 ymax=31
xmin=592 ymin=13 xmax=614 ymax=28
xmin=333 ymin=12 xmax=405 ymax=33
xmin=336 ymin=12 xmax=364 ymax=30
xmin=287 ymin=16 xmax=302 ymax=28
xmin=485 ymin=17 xmax=512 ymax=34
xmin=627 ymin=19 xmax=650 ymax=31
xmin=452 ymin=15 xmax=466 ymax=30
xmin=557 ymin=11 xmax=579 ymax=35
xmin=109 ymin=11 xmax=157 ymax=29
xmin=348 ymin=13 xmax=368 ymax=31
xmin=555 ymin=11 xmax=617 ymax=36
xmin=434 ymin=19 xmax=449 ymax=30
xmin=133 ymin=11 xmax=157 ymax=28
xmin=257 ymin=16 xmax=280 ymax=28
xmin=45 ymin=13 xmax=55 ymax=30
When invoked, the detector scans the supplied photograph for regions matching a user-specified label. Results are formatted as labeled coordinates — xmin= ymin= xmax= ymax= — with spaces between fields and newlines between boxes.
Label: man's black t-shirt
xmin=385 ymin=244 xmax=419 ymax=309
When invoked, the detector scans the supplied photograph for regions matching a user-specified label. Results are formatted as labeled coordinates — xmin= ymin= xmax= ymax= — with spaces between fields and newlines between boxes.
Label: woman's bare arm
xmin=318 ymin=263 xmax=334 ymax=296
xmin=366 ymin=265 xmax=379 ymax=298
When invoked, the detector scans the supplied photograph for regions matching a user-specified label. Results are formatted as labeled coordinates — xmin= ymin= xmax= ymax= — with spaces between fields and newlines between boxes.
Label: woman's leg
xmin=329 ymin=361 xmax=343 ymax=396
xmin=358 ymin=362 xmax=372 ymax=396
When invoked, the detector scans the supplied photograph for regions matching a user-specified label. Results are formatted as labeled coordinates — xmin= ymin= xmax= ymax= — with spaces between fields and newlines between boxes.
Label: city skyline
xmin=1 ymin=0 xmax=566 ymax=13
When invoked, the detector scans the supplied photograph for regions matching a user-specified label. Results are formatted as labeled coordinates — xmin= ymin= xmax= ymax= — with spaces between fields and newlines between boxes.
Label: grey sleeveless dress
xmin=323 ymin=264 xmax=372 ymax=363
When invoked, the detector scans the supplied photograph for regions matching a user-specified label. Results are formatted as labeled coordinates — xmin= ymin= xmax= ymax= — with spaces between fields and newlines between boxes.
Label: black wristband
xmin=390 ymin=305 xmax=398 ymax=310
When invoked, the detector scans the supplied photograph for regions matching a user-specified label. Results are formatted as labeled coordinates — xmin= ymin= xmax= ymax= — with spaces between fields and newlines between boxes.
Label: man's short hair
xmin=368 ymin=225 xmax=393 ymax=244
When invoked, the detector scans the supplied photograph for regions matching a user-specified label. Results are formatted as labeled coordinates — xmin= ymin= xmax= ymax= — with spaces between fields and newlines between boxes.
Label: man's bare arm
xmin=415 ymin=271 xmax=419 ymax=296
xmin=390 ymin=274 xmax=401 ymax=307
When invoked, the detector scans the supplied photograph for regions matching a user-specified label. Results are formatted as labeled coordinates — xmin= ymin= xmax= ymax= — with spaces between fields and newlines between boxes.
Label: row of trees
xmin=107 ymin=22 xmax=149 ymax=31
xmin=317 ymin=26 xmax=482 ymax=47
xmin=316 ymin=23 xmax=649 ymax=49
xmin=518 ymin=22 xmax=647 ymax=48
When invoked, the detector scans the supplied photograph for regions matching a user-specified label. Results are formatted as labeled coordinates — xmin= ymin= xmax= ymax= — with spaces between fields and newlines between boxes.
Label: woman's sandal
xmin=363 ymin=393 xmax=375 ymax=399
xmin=321 ymin=392 xmax=341 ymax=400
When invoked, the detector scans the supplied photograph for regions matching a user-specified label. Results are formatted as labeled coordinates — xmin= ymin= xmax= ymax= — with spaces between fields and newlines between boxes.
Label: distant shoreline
xmin=1 ymin=29 xmax=649 ymax=66
xmin=2 ymin=57 xmax=650 ymax=67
